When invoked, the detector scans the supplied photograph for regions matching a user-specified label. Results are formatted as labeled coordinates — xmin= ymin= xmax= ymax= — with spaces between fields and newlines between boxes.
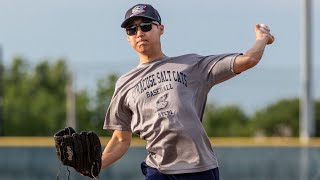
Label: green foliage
xmin=75 ymin=90 xmax=94 ymax=132
xmin=251 ymin=98 xmax=299 ymax=137
xmin=3 ymin=57 xmax=68 ymax=135
xmin=204 ymin=104 xmax=250 ymax=137
xmin=1 ymin=57 xmax=319 ymax=137
xmin=1 ymin=57 xmax=119 ymax=136
xmin=202 ymin=98 xmax=320 ymax=137
xmin=88 ymin=74 xmax=118 ymax=136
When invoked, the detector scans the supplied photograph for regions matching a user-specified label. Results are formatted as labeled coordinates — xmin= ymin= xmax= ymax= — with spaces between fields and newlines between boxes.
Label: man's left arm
xmin=233 ymin=24 xmax=275 ymax=73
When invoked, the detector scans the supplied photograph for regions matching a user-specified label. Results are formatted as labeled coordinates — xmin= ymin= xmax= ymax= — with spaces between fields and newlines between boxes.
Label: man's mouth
xmin=137 ymin=40 xmax=147 ymax=45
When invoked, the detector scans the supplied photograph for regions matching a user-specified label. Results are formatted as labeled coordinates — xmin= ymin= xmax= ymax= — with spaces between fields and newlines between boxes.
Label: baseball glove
xmin=54 ymin=127 xmax=102 ymax=179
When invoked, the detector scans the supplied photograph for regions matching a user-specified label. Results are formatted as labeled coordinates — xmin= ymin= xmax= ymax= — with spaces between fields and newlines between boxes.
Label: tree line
xmin=1 ymin=57 xmax=319 ymax=137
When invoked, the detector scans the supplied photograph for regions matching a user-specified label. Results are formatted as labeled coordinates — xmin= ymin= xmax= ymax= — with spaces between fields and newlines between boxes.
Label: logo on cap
xmin=130 ymin=5 xmax=146 ymax=17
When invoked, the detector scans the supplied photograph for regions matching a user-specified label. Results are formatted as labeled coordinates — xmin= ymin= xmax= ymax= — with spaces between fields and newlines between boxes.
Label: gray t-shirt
xmin=104 ymin=53 xmax=240 ymax=174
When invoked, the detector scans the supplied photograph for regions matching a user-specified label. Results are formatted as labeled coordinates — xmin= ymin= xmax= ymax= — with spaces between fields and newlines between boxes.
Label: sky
xmin=0 ymin=0 xmax=319 ymax=114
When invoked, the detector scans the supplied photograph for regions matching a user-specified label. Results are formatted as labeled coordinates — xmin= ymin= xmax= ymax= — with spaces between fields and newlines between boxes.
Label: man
xmin=101 ymin=4 xmax=274 ymax=180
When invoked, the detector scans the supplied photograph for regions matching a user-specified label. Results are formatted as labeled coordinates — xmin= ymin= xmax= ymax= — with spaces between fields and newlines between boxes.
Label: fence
xmin=0 ymin=137 xmax=319 ymax=180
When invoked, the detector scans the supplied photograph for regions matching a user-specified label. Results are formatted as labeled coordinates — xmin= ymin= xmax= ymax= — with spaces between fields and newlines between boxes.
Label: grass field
xmin=1 ymin=137 xmax=320 ymax=147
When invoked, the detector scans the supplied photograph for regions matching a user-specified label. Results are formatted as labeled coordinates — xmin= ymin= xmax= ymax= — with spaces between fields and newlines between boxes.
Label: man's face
xmin=125 ymin=18 xmax=164 ymax=54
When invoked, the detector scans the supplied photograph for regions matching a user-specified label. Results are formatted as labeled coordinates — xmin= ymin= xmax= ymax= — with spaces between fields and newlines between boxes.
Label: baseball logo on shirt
xmin=156 ymin=93 xmax=168 ymax=111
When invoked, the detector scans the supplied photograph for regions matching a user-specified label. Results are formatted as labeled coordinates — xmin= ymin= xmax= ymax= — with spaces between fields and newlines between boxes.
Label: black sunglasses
xmin=125 ymin=21 xmax=159 ymax=36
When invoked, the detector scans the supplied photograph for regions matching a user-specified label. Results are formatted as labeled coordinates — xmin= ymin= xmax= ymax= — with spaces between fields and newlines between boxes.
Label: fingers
xmin=266 ymin=34 xmax=275 ymax=44
xmin=256 ymin=23 xmax=275 ymax=45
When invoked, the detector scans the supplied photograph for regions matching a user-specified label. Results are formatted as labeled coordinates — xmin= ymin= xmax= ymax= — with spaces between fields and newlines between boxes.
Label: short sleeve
xmin=197 ymin=53 xmax=242 ymax=88
xmin=103 ymin=85 xmax=132 ymax=131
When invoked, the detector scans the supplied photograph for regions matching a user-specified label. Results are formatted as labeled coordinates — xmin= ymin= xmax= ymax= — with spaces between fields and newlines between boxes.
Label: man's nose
xmin=136 ymin=27 xmax=144 ymax=37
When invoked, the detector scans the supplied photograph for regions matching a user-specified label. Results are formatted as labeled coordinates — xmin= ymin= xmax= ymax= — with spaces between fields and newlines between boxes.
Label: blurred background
xmin=0 ymin=0 xmax=319 ymax=179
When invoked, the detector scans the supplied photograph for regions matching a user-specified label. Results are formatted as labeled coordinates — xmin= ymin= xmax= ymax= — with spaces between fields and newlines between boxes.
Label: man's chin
xmin=136 ymin=46 xmax=149 ymax=54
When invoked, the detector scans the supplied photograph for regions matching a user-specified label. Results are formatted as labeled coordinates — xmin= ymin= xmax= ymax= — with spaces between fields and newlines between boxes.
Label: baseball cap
xmin=121 ymin=4 xmax=161 ymax=28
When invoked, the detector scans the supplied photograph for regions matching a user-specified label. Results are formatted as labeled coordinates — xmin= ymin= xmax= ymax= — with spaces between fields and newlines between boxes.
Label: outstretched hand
xmin=255 ymin=24 xmax=275 ymax=45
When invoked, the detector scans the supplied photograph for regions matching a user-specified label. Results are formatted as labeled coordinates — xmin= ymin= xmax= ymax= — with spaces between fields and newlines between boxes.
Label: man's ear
xmin=159 ymin=25 xmax=164 ymax=35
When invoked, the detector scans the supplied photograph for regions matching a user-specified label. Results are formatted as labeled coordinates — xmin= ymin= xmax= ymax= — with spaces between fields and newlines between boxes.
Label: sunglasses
xmin=125 ymin=21 xmax=159 ymax=36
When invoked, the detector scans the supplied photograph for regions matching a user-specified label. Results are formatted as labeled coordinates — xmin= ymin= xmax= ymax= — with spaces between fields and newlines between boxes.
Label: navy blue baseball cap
xmin=121 ymin=4 xmax=161 ymax=28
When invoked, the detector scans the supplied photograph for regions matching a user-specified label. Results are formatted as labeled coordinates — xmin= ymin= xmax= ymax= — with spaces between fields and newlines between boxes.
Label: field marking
xmin=1 ymin=137 xmax=320 ymax=147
